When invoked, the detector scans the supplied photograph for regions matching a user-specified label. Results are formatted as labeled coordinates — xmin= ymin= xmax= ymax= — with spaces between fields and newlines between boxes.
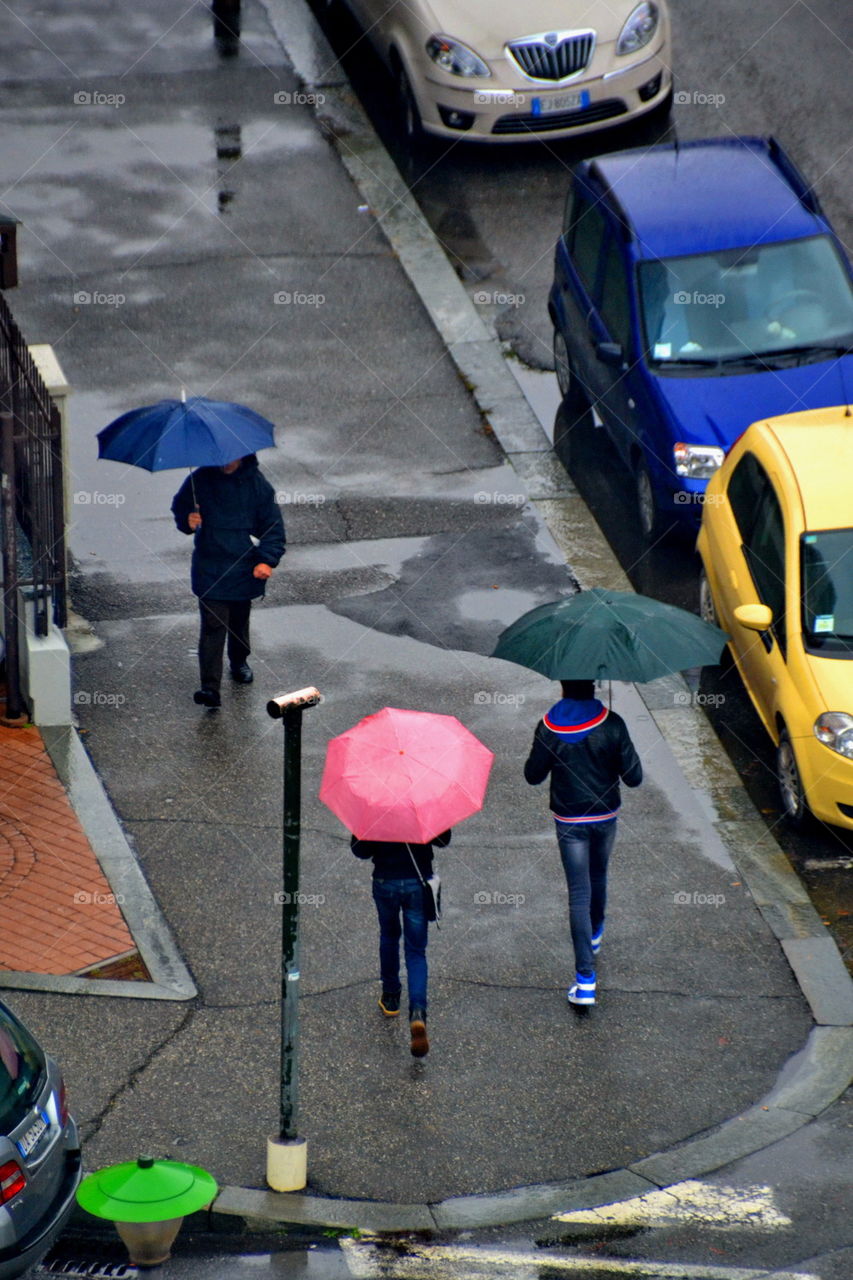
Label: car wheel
xmin=553 ymin=329 xmax=573 ymax=400
xmin=634 ymin=458 xmax=665 ymax=541
xmin=776 ymin=731 xmax=810 ymax=829
xmin=398 ymin=67 xmax=423 ymax=145
xmin=698 ymin=564 xmax=734 ymax=672
xmin=698 ymin=567 xmax=718 ymax=626
xmin=553 ymin=330 xmax=592 ymax=466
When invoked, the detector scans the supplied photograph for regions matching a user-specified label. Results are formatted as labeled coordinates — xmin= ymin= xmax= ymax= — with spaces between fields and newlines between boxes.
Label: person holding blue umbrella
xmin=98 ymin=393 xmax=287 ymax=710
xmin=171 ymin=454 xmax=284 ymax=708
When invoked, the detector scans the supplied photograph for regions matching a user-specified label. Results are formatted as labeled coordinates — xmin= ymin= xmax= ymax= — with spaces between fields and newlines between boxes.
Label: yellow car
xmin=697 ymin=407 xmax=853 ymax=831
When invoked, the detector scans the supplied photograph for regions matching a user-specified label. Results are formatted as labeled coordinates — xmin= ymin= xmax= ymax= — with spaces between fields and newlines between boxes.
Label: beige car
xmin=338 ymin=0 xmax=672 ymax=141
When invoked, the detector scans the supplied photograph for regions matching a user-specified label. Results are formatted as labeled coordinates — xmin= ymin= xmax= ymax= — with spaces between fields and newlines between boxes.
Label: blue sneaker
xmin=591 ymin=926 xmax=604 ymax=956
xmin=568 ymin=973 xmax=596 ymax=1005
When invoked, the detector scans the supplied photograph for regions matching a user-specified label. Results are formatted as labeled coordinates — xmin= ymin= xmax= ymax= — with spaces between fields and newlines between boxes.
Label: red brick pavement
xmin=0 ymin=718 xmax=137 ymax=975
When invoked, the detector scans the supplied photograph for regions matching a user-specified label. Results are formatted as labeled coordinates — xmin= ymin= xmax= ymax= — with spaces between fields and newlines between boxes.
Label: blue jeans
xmin=372 ymin=877 xmax=428 ymax=1014
xmin=556 ymin=818 xmax=617 ymax=978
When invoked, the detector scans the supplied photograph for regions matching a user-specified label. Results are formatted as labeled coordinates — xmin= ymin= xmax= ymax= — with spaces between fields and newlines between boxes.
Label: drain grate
xmin=36 ymin=1243 xmax=138 ymax=1277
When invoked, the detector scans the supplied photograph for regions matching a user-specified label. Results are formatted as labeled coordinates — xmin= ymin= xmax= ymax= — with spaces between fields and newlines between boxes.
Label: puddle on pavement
xmin=457 ymin=586 xmax=541 ymax=624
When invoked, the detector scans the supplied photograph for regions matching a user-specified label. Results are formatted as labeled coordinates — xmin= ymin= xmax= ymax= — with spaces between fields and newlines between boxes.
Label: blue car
xmin=548 ymin=136 xmax=853 ymax=539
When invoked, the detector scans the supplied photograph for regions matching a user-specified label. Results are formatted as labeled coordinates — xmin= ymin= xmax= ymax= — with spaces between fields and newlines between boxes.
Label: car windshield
xmin=801 ymin=528 xmax=853 ymax=655
xmin=0 ymin=1008 xmax=45 ymax=1132
xmin=638 ymin=235 xmax=853 ymax=368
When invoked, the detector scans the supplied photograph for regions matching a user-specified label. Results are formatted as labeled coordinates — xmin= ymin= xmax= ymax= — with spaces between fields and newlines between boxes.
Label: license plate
xmin=17 ymin=1112 xmax=48 ymax=1158
xmin=532 ymin=89 xmax=590 ymax=116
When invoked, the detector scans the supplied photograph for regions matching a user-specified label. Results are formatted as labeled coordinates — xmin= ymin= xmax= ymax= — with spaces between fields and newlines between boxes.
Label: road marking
xmin=553 ymin=1180 xmax=791 ymax=1230
xmin=340 ymin=1240 xmax=817 ymax=1280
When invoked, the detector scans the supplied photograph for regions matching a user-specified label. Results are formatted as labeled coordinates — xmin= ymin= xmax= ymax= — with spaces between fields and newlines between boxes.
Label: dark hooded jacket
xmin=524 ymin=697 xmax=642 ymax=822
xmin=351 ymin=830 xmax=451 ymax=879
xmin=171 ymin=455 xmax=285 ymax=600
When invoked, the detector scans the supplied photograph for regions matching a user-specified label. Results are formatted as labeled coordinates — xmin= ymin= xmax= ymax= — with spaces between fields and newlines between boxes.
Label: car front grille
xmin=492 ymin=99 xmax=626 ymax=135
xmin=508 ymin=31 xmax=595 ymax=81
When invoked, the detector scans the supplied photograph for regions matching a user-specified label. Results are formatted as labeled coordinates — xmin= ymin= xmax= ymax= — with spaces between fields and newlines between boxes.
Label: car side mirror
xmin=734 ymin=603 xmax=774 ymax=632
xmin=596 ymin=341 xmax=623 ymax=367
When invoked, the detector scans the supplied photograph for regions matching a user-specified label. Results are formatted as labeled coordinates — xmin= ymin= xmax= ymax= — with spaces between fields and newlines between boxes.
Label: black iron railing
xmin=0 ymin=290 xmax=67 ymax=716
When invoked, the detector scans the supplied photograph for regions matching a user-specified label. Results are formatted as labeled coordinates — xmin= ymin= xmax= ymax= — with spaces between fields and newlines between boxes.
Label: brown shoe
xmin=409 ymin=1009 xmax=429 ymax=1058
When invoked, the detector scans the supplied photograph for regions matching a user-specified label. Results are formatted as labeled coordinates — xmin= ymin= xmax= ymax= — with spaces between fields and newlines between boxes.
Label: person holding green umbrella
xmin=523 ymin=678 xmax=642 ymax=1008
xmin=495 ymin=586 xmax=726 ymax=1007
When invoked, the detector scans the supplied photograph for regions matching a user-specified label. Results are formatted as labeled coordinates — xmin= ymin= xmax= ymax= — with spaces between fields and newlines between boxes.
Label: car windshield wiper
xmin=751 ymin=342 xmax=853 ymax=363
xmin=660 ymin=356 xmax=722 ymax=368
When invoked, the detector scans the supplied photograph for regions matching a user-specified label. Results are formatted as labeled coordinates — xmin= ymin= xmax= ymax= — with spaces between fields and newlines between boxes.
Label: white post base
xmin=266 ymin=1135 xmax=307 ymax=1191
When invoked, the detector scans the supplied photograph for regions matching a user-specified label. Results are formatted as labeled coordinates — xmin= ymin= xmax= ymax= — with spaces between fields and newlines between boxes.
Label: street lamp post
xmin=265 ymin=685 xmax=321 ymax=1192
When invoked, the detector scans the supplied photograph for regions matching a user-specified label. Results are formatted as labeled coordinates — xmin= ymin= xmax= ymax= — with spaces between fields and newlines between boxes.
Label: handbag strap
xmin=406 ymin=843 xmax=427 ymax=886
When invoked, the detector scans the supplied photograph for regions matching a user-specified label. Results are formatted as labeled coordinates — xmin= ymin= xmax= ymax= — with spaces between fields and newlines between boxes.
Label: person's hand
xmin=253 ymin=563 xmax=273 ymax=580
xmin=188 ymin=511 xmax=202 ymax=530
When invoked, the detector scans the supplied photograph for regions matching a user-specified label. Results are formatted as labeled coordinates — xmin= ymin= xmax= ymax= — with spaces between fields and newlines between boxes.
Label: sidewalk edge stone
xmin=213 ymin=1186 xmax=436 ymax=1232
xmin=23 ymin=725 xmax=198 ymax=1001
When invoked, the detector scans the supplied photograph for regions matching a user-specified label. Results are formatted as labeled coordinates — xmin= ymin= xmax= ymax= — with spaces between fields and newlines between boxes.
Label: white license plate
xmin=17 ymin=1112 xmax=48 ymax=1157
xmin=534 ymin=89 xmax=589 ymax=115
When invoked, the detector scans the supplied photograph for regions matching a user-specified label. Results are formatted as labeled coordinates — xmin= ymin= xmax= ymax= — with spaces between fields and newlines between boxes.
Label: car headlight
xmin=426 ymin=36 xmax=491 ymax=77
xmin=616 ymin=2 xmax=660 ymax=55
xmin=814 ymin=712 xmax=853 ymax=759
xmin=673 ymin=442 xmax=724 ymax=479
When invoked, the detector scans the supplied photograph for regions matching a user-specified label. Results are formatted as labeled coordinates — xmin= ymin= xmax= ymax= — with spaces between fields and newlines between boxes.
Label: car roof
xmin=583 ymin=137 xmax=823 ymax=260
xmin=746 ymin=407 xmax=853 ymax=529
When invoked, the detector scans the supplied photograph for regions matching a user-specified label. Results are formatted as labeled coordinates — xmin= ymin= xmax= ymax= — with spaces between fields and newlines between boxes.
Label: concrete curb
xmin=0 ymin=725 xmax=197 ymax=1001
xmin=232 ymin=0 xmax=853 ymax=1232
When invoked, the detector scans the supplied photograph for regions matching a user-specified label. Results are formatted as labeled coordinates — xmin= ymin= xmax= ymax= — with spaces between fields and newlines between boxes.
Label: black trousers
xmin=198 ymin=597 xmax=252 ymax=692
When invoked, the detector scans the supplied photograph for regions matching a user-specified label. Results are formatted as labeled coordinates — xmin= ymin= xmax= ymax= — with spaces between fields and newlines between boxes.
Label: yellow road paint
xmin=340 ymin=1239 xmax=816 ymax=1280
xmin=552 ymin=1180 xmax=791 ymax=1230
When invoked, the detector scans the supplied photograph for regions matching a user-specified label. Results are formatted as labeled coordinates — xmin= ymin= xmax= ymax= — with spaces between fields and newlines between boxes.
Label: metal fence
xmin=0 ymin=290 xmax=67 ymax=716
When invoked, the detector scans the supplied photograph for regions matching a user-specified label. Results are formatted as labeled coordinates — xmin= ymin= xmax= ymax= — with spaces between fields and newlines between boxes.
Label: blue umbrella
xmin=97 ymin=395 xmax=276 ymax=471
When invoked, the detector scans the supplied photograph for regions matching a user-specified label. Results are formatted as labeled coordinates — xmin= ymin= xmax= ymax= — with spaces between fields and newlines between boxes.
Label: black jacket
xmin=351 ymin=830 xmax=451 ymax=879
xmin=524 ymin=698 xmax=642 ymax=820
xmin=171 ymin=455 xmax=285 ymax=601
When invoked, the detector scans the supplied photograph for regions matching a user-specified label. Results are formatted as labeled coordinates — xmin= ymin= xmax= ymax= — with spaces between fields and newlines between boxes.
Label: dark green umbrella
xmin=492 ymin=587 xmax=728 ymax=682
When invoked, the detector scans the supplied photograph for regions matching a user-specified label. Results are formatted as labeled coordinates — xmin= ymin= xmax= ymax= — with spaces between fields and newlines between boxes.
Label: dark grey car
xmin=0 ymin=1000 xmax=81 ymax=1279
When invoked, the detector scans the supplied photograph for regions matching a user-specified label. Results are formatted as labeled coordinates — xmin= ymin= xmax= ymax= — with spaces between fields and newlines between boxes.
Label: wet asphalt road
xmin=11 ymin=0 xmax=814 ymax=1212
xmin=307 ymin=0 xmax=853 ymax=971
xmin=37 ymin=1092 xmax=853 ymax=1278
xmin=2 ymin=1 xmax=851 ymax=1275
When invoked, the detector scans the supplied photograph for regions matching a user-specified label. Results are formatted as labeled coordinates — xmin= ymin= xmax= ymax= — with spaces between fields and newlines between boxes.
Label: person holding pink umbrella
xmin=320 ymin=706 xmax=494 ymax=1059
xmin=351 ymin=829 xmax=451 ymax=1057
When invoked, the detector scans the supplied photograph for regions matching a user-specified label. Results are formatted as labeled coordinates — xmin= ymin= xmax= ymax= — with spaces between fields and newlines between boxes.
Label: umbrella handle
xmin=189 ymin=469 xmax=198 ymax=511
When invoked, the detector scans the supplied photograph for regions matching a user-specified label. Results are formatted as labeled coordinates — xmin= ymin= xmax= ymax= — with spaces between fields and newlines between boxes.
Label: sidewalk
xmin=1 ymin=0 xmax=852 ymax=1234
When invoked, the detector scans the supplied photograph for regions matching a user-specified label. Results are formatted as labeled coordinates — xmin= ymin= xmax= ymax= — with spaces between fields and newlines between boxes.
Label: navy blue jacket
xmin=171 ymin=455 xmax=285 ymax=600
xmin=524 ymin=698 xmax=642 ymax=821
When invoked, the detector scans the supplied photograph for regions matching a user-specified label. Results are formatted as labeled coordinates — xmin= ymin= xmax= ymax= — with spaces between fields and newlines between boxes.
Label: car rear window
xmin=0 ymin=1007 xmax=45 ymax=1132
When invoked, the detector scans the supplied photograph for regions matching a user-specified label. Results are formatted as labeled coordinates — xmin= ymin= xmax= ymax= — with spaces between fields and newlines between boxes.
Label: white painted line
xmin=340 ymin=1240 xmax=817 ymax=1280
xmin=552 ymin=1180 xmax=791 ymax=1230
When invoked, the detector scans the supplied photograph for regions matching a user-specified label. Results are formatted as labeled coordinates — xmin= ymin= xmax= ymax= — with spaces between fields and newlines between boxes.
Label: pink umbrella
xmin=319 ymin=707 xmax=494 ymax=843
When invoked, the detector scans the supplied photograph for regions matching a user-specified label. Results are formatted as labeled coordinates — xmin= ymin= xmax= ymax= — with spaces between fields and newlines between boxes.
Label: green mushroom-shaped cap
xmin=76 ymin=1156 xmax=218 ymax=1224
